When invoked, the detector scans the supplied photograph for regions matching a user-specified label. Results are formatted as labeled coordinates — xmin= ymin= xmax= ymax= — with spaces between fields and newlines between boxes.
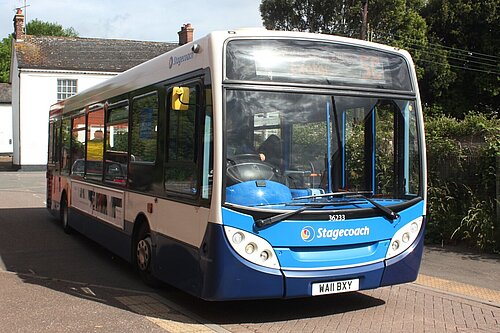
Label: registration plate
xmin=312 ymin=278 xmax=359 ymax=296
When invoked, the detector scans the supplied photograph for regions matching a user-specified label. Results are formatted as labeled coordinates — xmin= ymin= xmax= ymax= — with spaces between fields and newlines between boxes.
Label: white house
xmin=9 ymin=9 xmax=189 ymax=170
xmin=0 ymin=83 xmax=12 ymax=154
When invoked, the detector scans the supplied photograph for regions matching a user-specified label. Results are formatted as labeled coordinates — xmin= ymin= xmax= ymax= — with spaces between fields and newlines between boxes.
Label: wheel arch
xmin=131 ymin=213 xmax=151 ymax=260
xmin=60 ymin=189 xmax=68 ymax=206
xmin=131 ymin=212 xmax=161 ymax=287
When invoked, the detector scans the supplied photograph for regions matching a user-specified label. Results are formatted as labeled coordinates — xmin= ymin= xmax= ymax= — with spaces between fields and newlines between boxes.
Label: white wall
xmin=0 ymin=104 xmax=13 ymax=154
xmin=11 ymin=54 xmax=20 ymax=165
xmin=16 ymin=70 xmax=116 ymax=168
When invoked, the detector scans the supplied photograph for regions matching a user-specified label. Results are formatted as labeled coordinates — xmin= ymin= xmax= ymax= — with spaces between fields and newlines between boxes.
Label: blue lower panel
xmin=283 ymin=261 xmax=385 ymax=298
xmin=154 ymin=234 xmax=203 ymax=297
xmin=154 ymin=222 xmax=426 ymax=300
xmin=198 ymin=223 xmax=284 ymax=300
xmin=380 ymin=220 xmax=426 ymax=286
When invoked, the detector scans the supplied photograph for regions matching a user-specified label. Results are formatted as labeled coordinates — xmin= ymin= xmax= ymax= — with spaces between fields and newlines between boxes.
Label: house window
xmin=57 ymin=79 xmax=77 ymax=101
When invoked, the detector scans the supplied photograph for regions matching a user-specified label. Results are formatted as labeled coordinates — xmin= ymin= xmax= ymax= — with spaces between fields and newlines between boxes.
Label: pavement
xmin=0 ymin=171 xmax=499 ymax=333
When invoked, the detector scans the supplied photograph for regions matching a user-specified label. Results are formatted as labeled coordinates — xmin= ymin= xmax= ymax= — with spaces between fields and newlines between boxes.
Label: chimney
xmin=178 ymin=23 xmax=194 ymax=45
xmin=13 ymin=8 xmax=25 ymax=41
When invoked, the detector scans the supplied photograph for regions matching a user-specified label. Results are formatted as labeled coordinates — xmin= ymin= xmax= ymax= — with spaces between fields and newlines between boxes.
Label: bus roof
xmin=55 ymin=29 xmax=413 ymax=117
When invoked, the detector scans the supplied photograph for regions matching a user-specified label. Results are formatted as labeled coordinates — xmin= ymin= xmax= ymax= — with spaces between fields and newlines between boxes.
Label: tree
xmin=260 ymin=0 xmax=359 ymax=36
xmin=25 ymin=19 xmax=78 ymax=37
xmin=0 ymin=36 xmax=12 ymax=82
xmin=421 ymin=0 xmax=500 ymax=117
xmin=259 ymin=0 xmax=499 ymax=117
xmin=259 ymin=1 xmax=444 ymax=97
xmin=0 ymin=20 xmax=78 ymax=83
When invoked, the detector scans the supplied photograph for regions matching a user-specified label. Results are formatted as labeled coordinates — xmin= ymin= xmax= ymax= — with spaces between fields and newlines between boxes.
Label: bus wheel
xmin=134 ymin=224 xmax=161 ymax=287
xmin=60 ymin=194 xmax=72 ymax=234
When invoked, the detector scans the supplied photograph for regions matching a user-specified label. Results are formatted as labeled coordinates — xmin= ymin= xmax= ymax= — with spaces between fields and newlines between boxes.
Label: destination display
xmin=226 ymin=39 xmax=412 ymax=91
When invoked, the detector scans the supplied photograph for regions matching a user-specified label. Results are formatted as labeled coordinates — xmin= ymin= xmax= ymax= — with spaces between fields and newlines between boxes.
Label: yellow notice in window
xmin=171 ymin=86 xmax=190 ymax=111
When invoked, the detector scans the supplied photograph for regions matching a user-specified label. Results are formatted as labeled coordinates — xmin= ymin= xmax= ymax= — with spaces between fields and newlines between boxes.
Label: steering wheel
xmin=226 ymin=154 xmax=278 ymax=185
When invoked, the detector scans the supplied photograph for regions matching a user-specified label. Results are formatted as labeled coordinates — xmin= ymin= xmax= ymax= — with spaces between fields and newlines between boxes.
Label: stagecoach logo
xmin=301 ymin=226 xmax=315 ymax=242
xmin=301 ymin=226 xmax=371 ymax=242
xmin=169 ymin=51 xmax=194 ymax=69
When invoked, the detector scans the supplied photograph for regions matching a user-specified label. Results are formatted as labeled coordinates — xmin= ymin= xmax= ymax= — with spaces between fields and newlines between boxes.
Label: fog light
xmin=260 ymin=251 xmax=270 ymax=261
xmin=402 ymin=232 xmax=410 ymax=243
xmin=245 ymin=243 xmax=256 ymax=254
xmin=410 ymin=222 xmax=419 ymax=233
xmin=391 ymin=240 xmax=400 ymax=251
xmin=232 ymin=232 xmax=244 ymax=244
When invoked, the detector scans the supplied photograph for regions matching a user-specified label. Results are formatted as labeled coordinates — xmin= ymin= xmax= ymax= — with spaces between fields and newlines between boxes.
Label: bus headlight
xmin=224 ymin=226 xmax=280 ymax=269
xmin=232 ymin=232 xmax=244 ymax=244
xmin=386 ymin=216 xmax=423 ymax=259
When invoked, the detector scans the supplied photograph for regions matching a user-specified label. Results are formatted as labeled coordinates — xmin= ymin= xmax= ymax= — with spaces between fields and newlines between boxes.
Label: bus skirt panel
xmin=282 ymin=222 xmax=425 ymax=298
xmin=380 ymin=219 xmax=426 ymax=287
xmin=282 ymin=261 xmax=385 ymax=298
xmin=154 ymin=233 xmax=204 ymax=297
xmin=198 ymin=222 xmax=285 ymax=301
xmin=69 ymin=208 xmax=133 ymax=262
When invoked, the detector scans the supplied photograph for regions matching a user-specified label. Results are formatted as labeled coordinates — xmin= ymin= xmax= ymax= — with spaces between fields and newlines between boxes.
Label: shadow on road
xmin=178 ymin=291 xmax=386 ymax=326
xmin=0 ymin=207 xmax=138 ymax=287
xmin=0 ymin=206 xmax=386 ymax=328
xmin=425 ymin=244 xmax=500 ymax=264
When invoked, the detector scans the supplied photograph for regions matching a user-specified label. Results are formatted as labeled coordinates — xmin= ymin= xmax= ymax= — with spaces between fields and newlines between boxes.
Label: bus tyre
xmin=60 ymin=195 xmax=72 ymax=234
xmin=135 ymin=224 xmax=161 ymax=287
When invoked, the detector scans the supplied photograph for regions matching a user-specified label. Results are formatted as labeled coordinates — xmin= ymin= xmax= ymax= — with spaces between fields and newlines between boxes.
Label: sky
xmin=0 ymin=0 xmax=264 ymax=42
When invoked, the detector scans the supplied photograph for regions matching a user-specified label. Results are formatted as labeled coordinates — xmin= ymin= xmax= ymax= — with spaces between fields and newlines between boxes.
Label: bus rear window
xmin=226 ymin=39 xmax=412 ymax=91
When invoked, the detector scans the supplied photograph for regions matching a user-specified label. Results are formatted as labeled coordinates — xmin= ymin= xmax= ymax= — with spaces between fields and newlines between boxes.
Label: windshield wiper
xmin=348 ymin=194 xmax=399 ymax=221
xmin=293 ymin=191 xmax=372 ymax=200
xmin=254 ymin=207 xmax=307 ymax=228
xmin=293 ymin=191 xmax=399 ymax=221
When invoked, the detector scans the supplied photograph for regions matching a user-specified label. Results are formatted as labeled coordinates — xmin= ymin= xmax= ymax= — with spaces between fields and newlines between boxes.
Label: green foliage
xmin=425 ymin=111 xmax=499 ymax=252
xmin=292 ymin=122 xmax=326 ymax=168
xmin=26 ymin=19 xmax=78 ymax=37
xmin=427 ymin=180 xmax=497 ymax=252
xmin=0 ymin=36 xmax=12 ymax=83
xmin=426 ymin=181 xmax=464 ymax=244
xmin=259 ymin=0 xmax=499 ymax=118
xmin=345 ymin=120 xmax=365 ymax=190
xmin=451 ymin=187 xmax=498 ymax=251
xmin=260 ymin=0 xmax=356 ymax=35
xmin=110 ymin=131 xmax=128 ymax=152
xmin=421 ymin=0 xmax=500 ymax=117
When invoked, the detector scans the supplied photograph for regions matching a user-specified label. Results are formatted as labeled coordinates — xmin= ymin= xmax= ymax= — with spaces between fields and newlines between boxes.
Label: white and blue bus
xmin=47 ymin=29 xmax=427 ymax=300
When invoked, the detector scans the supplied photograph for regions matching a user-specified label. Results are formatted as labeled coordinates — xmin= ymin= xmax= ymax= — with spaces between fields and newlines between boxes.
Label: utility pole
xmin=361 ymin=0 xmax=368 ymax=40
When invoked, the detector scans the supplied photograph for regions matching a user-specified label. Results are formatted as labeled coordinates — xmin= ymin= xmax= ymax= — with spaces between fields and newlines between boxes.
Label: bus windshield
xmin=224 ymin=90 xmax=421 ymax=208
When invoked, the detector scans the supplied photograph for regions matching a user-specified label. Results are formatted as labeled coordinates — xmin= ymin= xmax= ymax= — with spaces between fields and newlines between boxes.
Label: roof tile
xmin=15 ymin=35 xmax=178 ymax=72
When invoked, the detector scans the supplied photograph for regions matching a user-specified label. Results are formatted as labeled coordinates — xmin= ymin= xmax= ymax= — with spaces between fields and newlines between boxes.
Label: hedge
xmin=424 ymin=111 xmax=499 ymax=252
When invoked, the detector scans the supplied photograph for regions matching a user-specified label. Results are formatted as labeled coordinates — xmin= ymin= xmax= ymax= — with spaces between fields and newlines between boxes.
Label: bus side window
xmin=54 ymin=119 xmax=62 ymax=167
xmin=129 ymin=92 xmax=159 ymax=191
xmin=201 ymin=86 xmax=213 ymax=201
xmin=165 ymin=83 xmax=199 ymax=196
xmin=61 ymin=117 xmax=71 ymax=175
xmin=70 ymin=112 xmax=86 ymax=178
xmin=48 ymin=122 xmax=54 ymax=164
xmin=105 ymin=103 xmax=129 ymax=186
xmin=85 ymin=106 xmax=105 ymax=181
